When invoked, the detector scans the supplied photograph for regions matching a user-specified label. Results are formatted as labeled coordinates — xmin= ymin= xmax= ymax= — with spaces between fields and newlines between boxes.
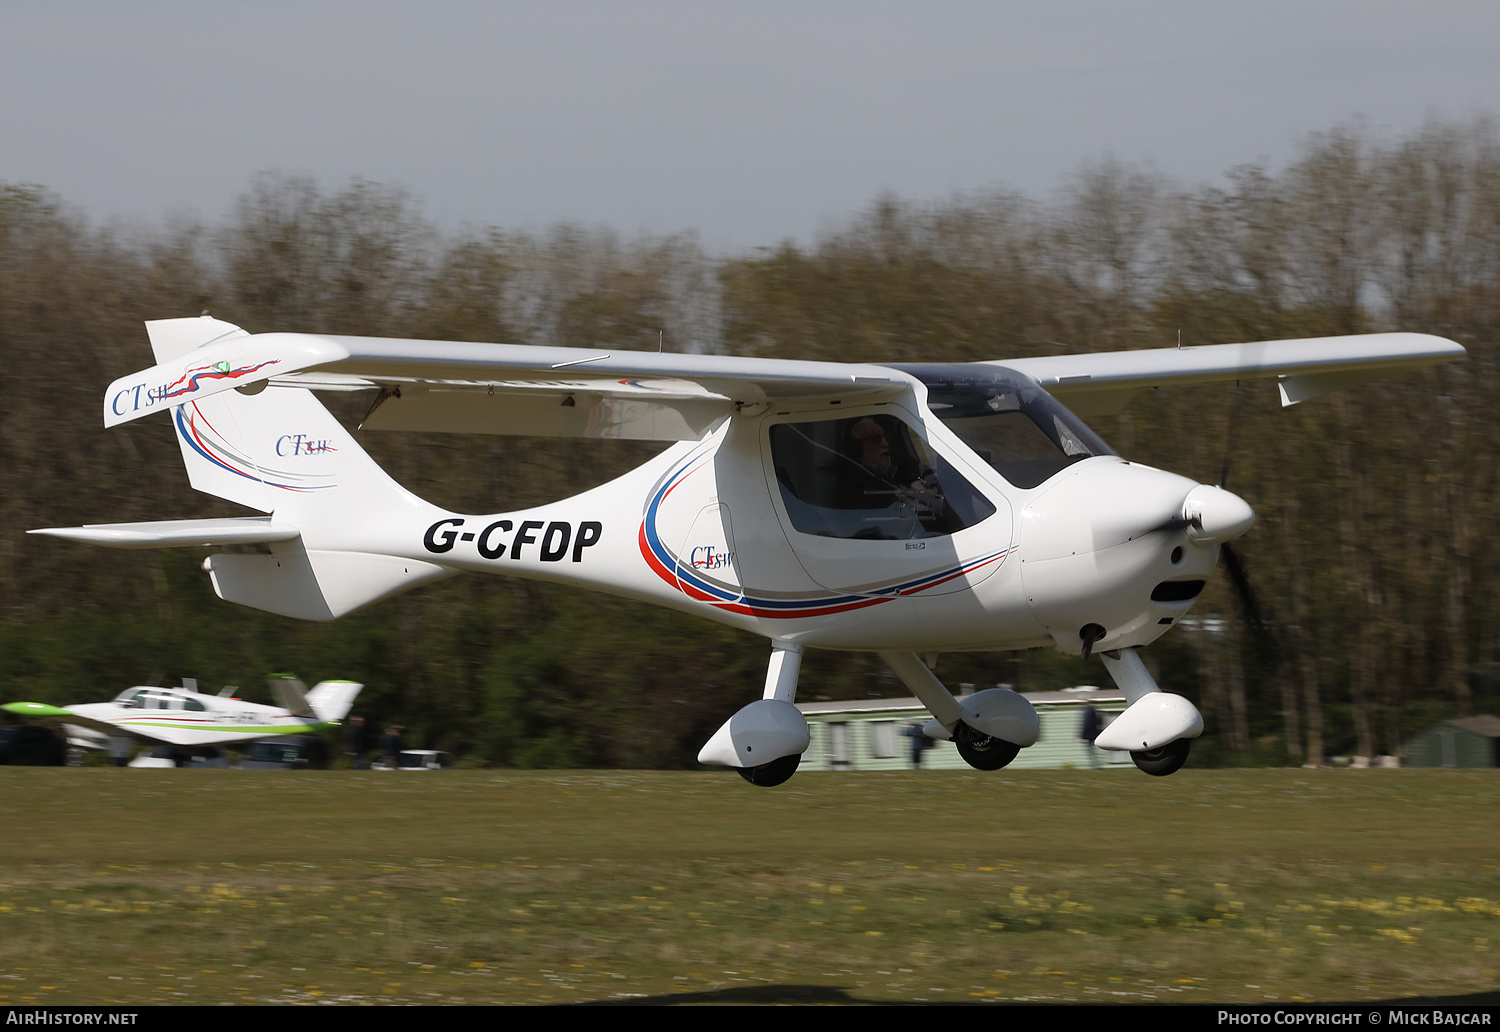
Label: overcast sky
xmin=3 ymin=1 xmax=1498 ymax=251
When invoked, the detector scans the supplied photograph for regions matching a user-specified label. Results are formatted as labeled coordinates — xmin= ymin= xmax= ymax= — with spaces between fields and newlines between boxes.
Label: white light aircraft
xmin=33 ymin=317 xmax=1463 ymax=784
xmin=4 ymin=676 xmax=362 ymax=752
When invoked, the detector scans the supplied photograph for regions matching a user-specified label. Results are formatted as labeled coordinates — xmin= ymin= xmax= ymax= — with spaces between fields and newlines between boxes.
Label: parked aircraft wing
xmin=2 ymin=703 xmax=161 ymax=744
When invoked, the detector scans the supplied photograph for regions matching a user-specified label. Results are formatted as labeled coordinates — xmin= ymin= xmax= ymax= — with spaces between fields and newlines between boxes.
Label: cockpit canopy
xmin=114 ymin=688 xmax=207 ymax=711
xmin=894 ymin=363 xmax=1115 ymax=489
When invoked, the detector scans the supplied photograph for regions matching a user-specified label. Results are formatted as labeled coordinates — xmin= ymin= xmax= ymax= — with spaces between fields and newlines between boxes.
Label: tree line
xmin=3 ymin=118 xmax=1497 ymax=767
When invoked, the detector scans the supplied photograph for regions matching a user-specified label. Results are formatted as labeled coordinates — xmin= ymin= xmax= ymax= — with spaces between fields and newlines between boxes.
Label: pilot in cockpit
xmin=849 ymin=417 xmax=896 ymax=480
xmin=842 ymin=417 xmax=948 ymax=528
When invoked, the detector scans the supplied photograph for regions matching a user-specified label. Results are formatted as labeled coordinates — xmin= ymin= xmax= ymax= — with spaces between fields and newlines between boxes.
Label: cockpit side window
xmin=129 ymin=690 xmax=183 ymax=710
xmin=895 ymin=363 xmax=1114 ymax=490
xmin=769 ymin=414 xmax=996 ymax=540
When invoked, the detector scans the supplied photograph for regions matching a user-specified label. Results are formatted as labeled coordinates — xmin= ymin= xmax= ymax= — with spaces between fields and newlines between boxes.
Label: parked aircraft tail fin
xmin=269 ymin=676 xmax=314 ymax=717
xmin=270 ymin=676 xmax=364 ymax=722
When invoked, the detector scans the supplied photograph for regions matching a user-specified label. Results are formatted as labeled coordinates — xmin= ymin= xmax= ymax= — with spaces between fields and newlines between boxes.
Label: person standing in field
xmin=1079 ymin=703 xmax=1102 ymax=769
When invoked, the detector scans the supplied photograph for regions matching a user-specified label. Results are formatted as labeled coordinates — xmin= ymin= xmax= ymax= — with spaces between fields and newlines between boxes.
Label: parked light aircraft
xmin=32 ymin=317 xmax=1463 ymax=784
xmin=3 ymin=676 xmax=362 ymax=755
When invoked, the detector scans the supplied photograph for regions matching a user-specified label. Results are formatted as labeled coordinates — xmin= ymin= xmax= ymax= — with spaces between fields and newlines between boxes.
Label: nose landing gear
xmin=1097 ymin=647 xmax=1204 ymax=777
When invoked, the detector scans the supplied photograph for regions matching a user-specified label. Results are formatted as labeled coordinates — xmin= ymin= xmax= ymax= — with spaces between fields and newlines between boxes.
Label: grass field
xmin=0 ymin=767 xmax=1496 ymax=1006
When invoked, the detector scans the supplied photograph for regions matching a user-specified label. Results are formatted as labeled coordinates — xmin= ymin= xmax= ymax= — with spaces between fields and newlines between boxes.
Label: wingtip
xmin=2 ymin=701 xmax=73 ymax=718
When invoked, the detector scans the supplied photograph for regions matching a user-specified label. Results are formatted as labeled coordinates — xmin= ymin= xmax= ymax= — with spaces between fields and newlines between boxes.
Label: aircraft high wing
xmin=34 ymin=316 xmax=1464 ymax=784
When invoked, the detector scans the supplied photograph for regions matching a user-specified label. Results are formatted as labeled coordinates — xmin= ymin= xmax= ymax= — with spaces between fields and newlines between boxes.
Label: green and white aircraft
xmin=3 ymin=677 xmax=361 ymax=749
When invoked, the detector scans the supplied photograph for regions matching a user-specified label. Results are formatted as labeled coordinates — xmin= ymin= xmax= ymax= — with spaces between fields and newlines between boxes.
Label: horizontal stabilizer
xmin=29 ymin=517 xmax=301 ymax=549
xmin=304 ymin=681 xmax=363 ymax=722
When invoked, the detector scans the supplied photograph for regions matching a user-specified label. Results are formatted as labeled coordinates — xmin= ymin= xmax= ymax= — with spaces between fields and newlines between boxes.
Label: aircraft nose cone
xmin=1182 ymin=484 xmax=1255 ymax=546
xmin=1021 ymin=461 xmax=1199 ymax=560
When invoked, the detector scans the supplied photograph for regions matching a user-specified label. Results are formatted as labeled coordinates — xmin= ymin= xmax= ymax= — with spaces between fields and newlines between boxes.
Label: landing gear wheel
xmin=735 ymin=752 xmax=800 ymax=787
xmin=1130 ymin=738 xmax=1191 ymax=777
xmin=954 ymin=731 xmax=1021 ymax=771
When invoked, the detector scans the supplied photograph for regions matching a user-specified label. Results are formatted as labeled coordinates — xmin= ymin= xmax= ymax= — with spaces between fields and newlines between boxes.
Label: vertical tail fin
xmin=148 ymin=317 xmax=416 ymax=523
xmin=269 ymin=675 xmax=313 ymax=716
xmin=145 ymin=317 xmax=458 ymax=620
xmin=269 ymin=675 xmax=364 ymax=722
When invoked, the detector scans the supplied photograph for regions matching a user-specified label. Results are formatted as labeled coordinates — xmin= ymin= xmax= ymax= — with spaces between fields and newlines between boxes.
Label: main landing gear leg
xmin=762 ymin=640 xmax=802 ymax=704
xmin=878 ymin=651 xmax=1036 ymax=772
xmin=1097 ymin=647 xmax=1202 ymax=777
xmin=879 ymin=651 xmax=965 ymax=730
xmin=698 ymin=641 xmax=811 ymax=787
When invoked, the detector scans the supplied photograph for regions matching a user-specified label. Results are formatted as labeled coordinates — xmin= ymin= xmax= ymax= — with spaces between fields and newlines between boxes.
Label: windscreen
xmin=893 ymin=364 xmax=1114 ymax=490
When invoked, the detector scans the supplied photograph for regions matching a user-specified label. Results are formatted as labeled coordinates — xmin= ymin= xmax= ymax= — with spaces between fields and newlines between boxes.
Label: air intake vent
xmin=1151 ymin=580 xmax=1205 ymax=602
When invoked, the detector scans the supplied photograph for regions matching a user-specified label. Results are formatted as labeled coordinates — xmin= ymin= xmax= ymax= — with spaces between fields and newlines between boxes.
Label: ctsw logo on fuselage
xmin=691 ymin=545 xmax=734 ymax=570
xmin=424 ymin=518 xmax=603 ymax=562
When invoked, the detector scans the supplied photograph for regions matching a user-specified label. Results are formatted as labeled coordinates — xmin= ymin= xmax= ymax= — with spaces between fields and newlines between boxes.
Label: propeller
xmin=1212 ymin=388 xmax=1279 ymax=666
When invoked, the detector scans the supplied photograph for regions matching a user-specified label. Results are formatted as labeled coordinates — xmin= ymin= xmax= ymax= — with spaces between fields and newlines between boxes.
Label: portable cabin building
xmin=1403 ymin=715 xmax=1500 ymax=768
xmin=797 ymin=689 xmax=1131 ymax=772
